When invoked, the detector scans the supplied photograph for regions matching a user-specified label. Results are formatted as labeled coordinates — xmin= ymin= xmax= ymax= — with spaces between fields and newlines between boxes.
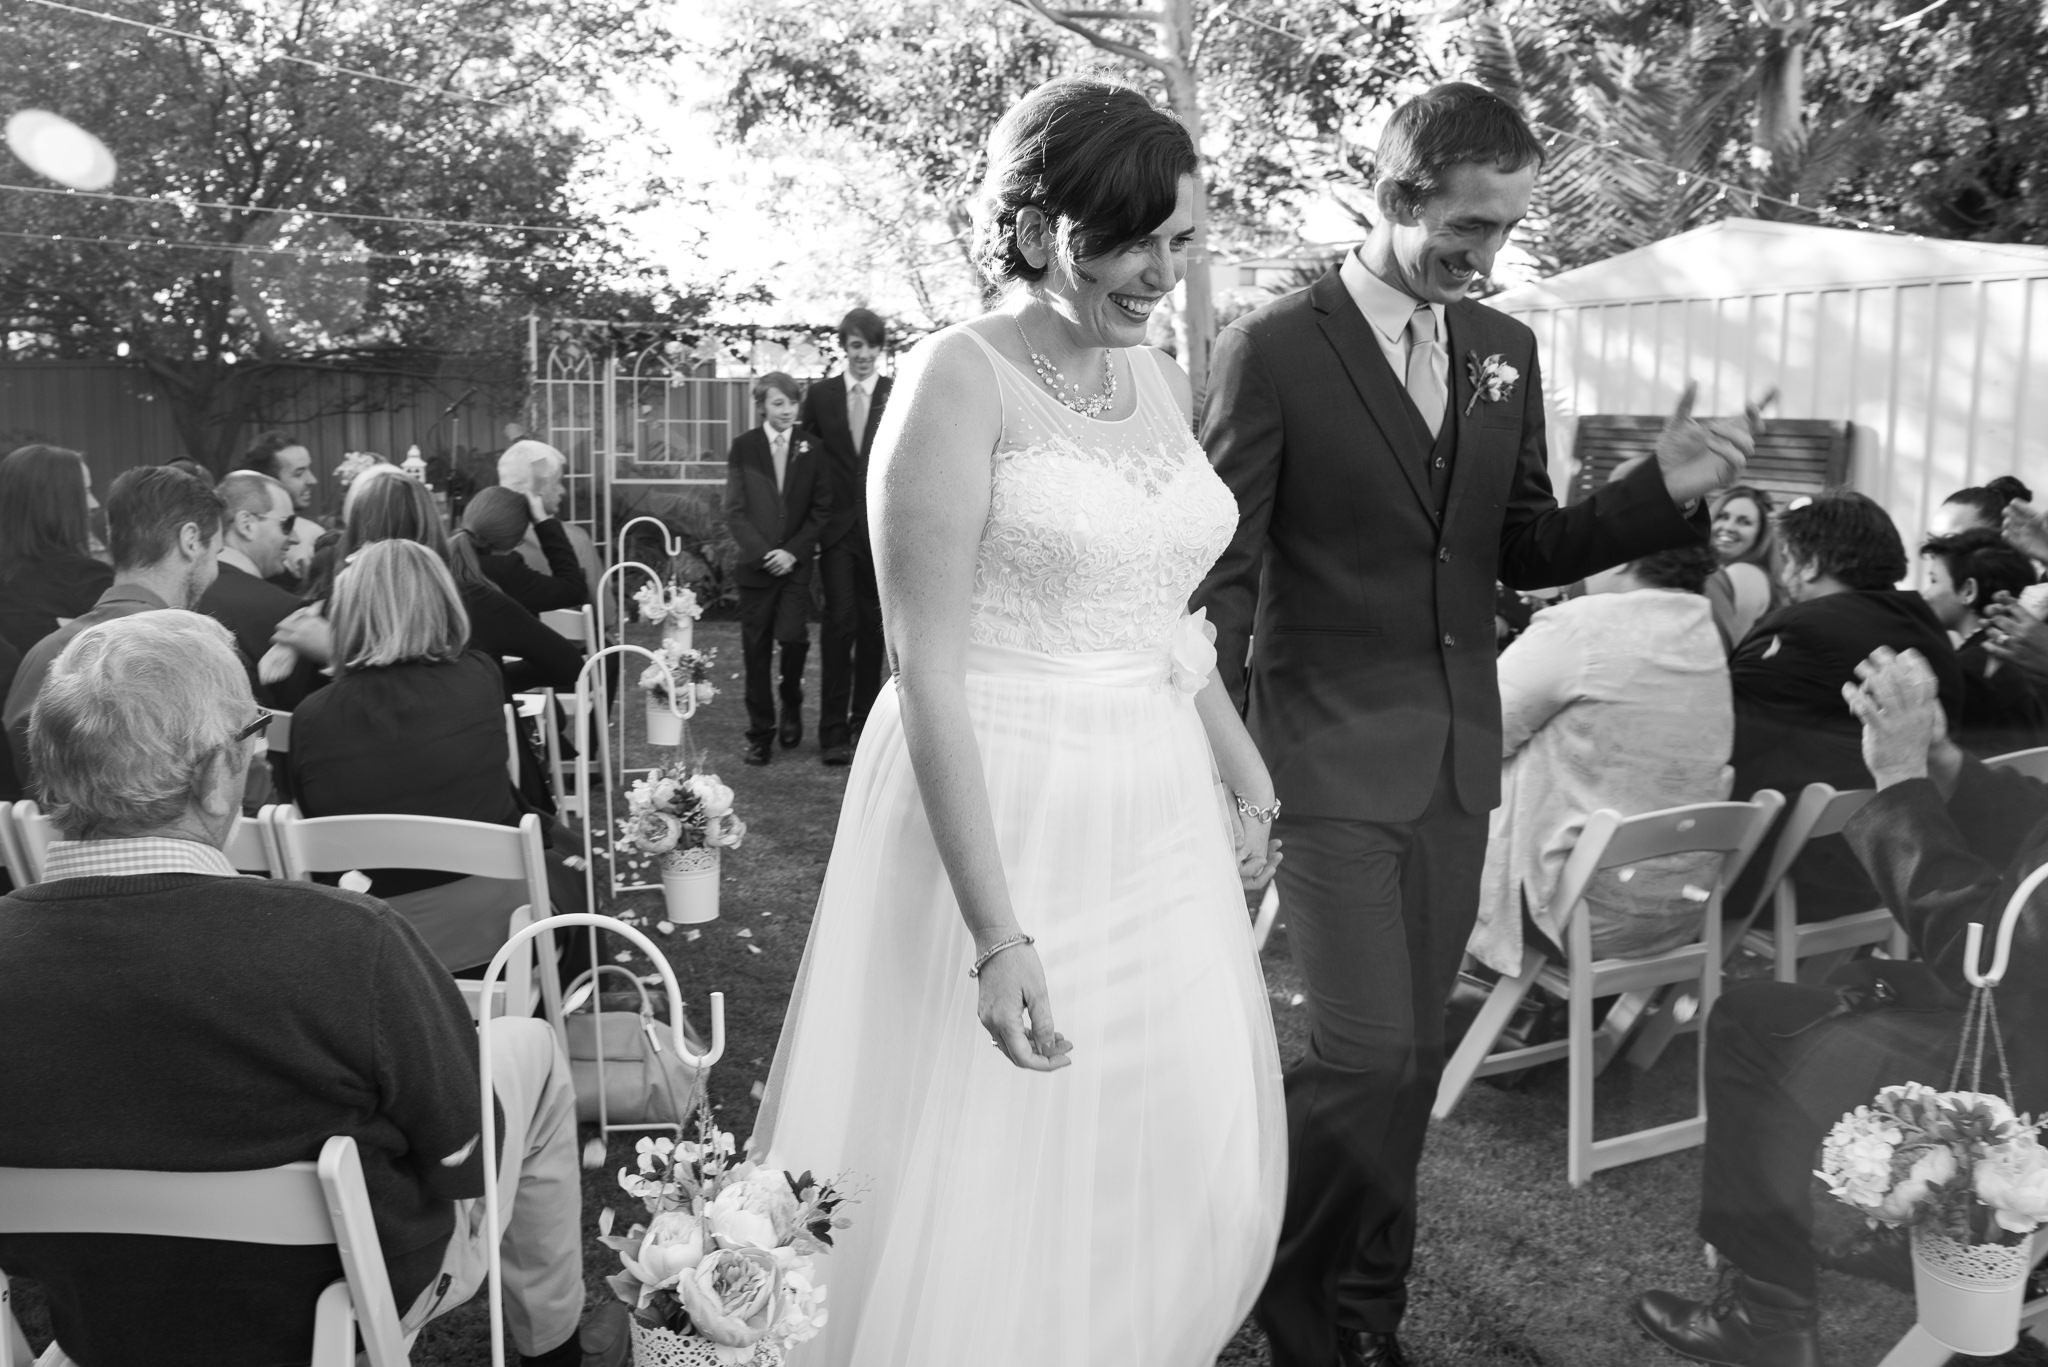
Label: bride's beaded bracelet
xmin=1235 ymin=793 xmax=1282 ymax=825
xmin=968 ymin=932 xmax=1036 ymax=979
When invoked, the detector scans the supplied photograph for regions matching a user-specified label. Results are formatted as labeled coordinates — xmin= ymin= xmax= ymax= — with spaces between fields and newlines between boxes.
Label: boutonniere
xmin=1463 ymin=351 xmax=1520 ymax=416
xmin=796 ymin=439 xmax=810 ymax=456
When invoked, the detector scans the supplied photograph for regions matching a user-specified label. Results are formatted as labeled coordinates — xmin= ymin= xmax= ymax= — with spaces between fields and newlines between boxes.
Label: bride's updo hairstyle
xmin=972 ymin=75 xmax=1197 ymax=288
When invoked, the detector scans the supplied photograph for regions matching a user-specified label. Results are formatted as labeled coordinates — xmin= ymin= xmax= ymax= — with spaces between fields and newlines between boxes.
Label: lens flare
xmin=5 ymin=109 xmax=117 ymax=191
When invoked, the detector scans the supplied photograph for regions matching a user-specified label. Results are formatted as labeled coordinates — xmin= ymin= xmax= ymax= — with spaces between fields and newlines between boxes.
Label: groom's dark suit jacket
xmin=1194 ymin=268 xmax=1704 ymax=823
xmin=798 ymin=373 xmax=893 ymax=550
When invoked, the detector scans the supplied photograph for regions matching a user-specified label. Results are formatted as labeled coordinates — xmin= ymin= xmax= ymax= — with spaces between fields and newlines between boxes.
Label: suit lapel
xmin=1442 ymin=303 xmax=1490 ymax=529
xmin=1311 ymin=271 xmax=1437 ymax=523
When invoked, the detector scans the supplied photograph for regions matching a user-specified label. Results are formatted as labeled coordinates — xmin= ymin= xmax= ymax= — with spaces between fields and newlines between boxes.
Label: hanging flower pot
xmin=659 ymin=846 xmax=720 ymax=924
xmin=645 ymin=696 xmax=683 ymax=747
xmin=627 ymin=1318 xmax=782 ymax=1367
xmin=1909 ymin=1228 xmax=2030 ymax=1357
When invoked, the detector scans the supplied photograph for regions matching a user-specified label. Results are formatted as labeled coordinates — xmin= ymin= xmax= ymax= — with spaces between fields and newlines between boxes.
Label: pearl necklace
xmin=1013 ymin=316 xmax=1116 ymax=418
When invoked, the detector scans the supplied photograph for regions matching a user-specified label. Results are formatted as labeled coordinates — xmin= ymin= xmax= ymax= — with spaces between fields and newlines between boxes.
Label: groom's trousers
xmin=1256 ymin=755 xmax=1488 ymax=1367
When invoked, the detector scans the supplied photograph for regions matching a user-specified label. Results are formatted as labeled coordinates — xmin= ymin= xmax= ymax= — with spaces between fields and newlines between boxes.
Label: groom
xmin=1193 ymin=82 xmax=1752 ymax=1367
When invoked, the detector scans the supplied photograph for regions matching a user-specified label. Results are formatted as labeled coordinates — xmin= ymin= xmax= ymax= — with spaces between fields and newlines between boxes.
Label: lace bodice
xmin=950 ymin=326 xmax=1237 ymax=656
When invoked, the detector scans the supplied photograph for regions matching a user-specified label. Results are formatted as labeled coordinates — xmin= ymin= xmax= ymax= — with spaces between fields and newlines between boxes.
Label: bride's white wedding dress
xmin=755 ymin=324 xmax=1285 ymax=1366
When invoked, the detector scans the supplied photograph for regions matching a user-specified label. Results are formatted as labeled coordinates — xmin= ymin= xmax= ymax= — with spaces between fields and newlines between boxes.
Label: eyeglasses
xmin=233 ymin=708 xmax=275 ymax=744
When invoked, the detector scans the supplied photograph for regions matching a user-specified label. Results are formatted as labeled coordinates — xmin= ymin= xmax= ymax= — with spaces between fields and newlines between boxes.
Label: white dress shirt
xmin=1339 ymin=249 xmax=1448 ymax=400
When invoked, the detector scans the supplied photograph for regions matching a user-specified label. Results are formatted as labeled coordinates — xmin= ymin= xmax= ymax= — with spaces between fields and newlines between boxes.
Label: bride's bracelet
xmin=1234 ymin=793 xmax=1282 ymax=825
xmin=968 ymin=932 xmax=1035 ymax=979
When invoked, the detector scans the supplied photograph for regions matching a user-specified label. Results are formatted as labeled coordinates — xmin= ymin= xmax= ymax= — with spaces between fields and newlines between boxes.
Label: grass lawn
xmin=10 ymin=616 xmax=2041 ymax=1365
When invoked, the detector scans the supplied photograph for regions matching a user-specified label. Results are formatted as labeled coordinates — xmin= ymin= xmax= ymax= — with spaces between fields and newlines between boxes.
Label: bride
xmin=754 ymin=75 xmax=1286 ymax=1365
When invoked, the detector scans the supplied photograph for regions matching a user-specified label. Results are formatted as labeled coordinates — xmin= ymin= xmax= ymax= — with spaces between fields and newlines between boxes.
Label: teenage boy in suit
xmin=725 ymin=372 xmax=831 ymax=767
xmin=797 ymin=307 xmax=892 ymax=766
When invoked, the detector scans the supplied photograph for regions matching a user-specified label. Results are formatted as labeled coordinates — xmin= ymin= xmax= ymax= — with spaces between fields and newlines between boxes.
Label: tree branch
xmin=1055 ymin=8 xmax=1161 ymax=21
xmin=1000 ymin=0 xmax=1166 ymax=70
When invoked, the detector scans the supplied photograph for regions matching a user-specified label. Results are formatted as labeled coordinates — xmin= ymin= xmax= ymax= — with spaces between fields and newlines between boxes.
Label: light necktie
xmin=1405 ymin=306 xmax=1448 ymax=439
xmin=771 ymin=432 xmax=788 ymax=492
xmin=847 ymin=383 xmax=869 ymax=457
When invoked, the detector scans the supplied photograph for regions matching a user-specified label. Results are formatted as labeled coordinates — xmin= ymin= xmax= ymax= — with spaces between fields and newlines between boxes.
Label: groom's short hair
xmin=1376 ymin=81 xmax=1545 ymax=210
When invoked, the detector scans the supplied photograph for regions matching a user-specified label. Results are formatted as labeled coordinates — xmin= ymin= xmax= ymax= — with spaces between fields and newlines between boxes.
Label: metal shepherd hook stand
xmin=477 ymin=914 xmax=725 ymax=1367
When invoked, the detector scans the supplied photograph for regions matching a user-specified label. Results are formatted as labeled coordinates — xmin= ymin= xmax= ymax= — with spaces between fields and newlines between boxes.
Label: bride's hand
xmin=1235 ymin=807 xmax=1281 ymax=892
xmin=976 ymin=941 xmax=1072 ymax=1072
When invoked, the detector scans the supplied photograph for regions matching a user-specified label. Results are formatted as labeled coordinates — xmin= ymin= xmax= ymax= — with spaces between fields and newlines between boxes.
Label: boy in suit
xmin=725 ymin=372 xmax=831 ymax=766
xmin=797 ymin=307 xmax=892 ymax=765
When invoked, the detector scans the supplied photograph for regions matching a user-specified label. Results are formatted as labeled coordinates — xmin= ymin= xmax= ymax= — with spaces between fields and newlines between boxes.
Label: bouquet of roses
xmin=636 ymin=579 xmax=703 ymax=627
xmin=616 ymin=763 xmax=746 ymax=860
xmin=642 ymin=644 xmax=718 ymax=709
xmin=1818 ymin=1081 xmax=2048 ymax=1244
xmin=599 ymin=1100 xmax=849 ymax=1364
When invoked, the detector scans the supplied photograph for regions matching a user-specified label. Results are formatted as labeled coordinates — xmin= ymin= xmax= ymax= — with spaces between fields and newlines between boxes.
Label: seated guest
xmin=1630 ymin=647 xmax=2047 ymax=1367
xmin=275 ymin=472 xmax=582 ymax=697
xmin=452 ymin=485 xmax=589 ymax=614
xmin=237 ymin=431 xmax=323 ymax=588
xmin=0 ymin=443 xmax=112 ymax=655
xmin=1929 ymin=473 xmax=2031 ymax=538
xmin=0 ymin=611 xmax=618 ymax=1367
xmin=282 ymin=540 xmax=588 ymax=977
xmin=198 ymin=470 xmax=324 ymax=710
xmin=3 ymin=465 xmax=223 ymax=798
xmin=1919 ymin=527 xmax=2048 ymax=758
xmin=1472 ymin=544 xmax=1732 ymax=974
xmin=1730 ymin=490 xmax=1961 ymax=920
xmin=1705 ymin=484 xmax=1783 ymax=651
xmin=500 ymin=439 xmax=604 ymax=606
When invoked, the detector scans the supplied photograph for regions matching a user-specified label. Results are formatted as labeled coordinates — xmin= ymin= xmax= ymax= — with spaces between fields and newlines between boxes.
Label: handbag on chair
xmin=562 ymin=965 xmax=706 ymax=1125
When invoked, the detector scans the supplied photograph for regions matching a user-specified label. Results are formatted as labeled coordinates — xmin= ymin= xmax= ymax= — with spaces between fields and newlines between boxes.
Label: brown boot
xmin=1630 ymin=1269 xmax=1822 ymax=1367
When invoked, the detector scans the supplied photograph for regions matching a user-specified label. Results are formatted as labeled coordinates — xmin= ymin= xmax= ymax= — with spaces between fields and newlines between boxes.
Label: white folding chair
xmin=520 ymin=606 xmax=598 ymax=826
xmin=0 ymin=1135 xmax=412 ymax=1367
xmin=1252 ymin=882 xmax=1281 ymax=952
xmin=1985 ymin=745 xmax=2048 ymax=783
xmin=502 ymin=704 xmax=522 ymax=786
xmin=8 ymin=800 xmax=277 ymax=883
xmin=1433 ymin=792 xmax=1783 ymax=1186
xmin=1736 ymin=783 xmax=1909 ymax=983
xmin=0 ymin=803 xmax=29 ymax=888
xmin=269 ymin=809 xmax=563 ymax=1029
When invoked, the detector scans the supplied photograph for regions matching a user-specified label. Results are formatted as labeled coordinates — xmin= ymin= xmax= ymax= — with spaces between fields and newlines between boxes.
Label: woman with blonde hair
xmin=282 ymin=539 xmax=587 ymax=976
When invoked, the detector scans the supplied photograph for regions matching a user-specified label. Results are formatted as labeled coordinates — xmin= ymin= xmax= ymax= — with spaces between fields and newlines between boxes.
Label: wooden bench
xmin=1566 ymin=415 xmax=1852 ymax=505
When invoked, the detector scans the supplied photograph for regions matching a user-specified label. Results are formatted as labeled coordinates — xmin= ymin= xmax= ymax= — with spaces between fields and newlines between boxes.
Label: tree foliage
xmin=1454 ymin=0 xmax=2048 ymax=273
xmin=0 ymin=0 xmax=702 ymax=467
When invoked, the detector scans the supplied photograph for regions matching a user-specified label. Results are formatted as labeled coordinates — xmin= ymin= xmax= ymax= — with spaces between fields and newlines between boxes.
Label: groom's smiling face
xmin=1378 ymin=160 xmax=1536 ymax=305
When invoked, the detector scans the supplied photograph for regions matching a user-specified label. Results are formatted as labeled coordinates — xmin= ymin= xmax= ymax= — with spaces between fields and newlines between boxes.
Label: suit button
xmin=1438 ymin=548 xmax=1451 ymax=562
xmin=1442 ymin=633 xmax=1456 ymax=647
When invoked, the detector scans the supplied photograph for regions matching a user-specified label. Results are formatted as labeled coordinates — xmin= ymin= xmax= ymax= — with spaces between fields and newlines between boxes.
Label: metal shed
xmin=1492 ymin=218 xmax=2048 ymax=538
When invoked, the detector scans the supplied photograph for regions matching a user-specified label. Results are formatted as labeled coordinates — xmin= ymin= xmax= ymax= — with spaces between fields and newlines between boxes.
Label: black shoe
xmin=780 ymin=712 xmax=803 ymax=749
xmin=519 ymin=1299 xmax=630 ymax=1367
xmin=1336 ymin=1330 xmax=1410 ymax=1367
xmin=743 ymin=741 xmax=771 ymax=766
xmin=1814 ymin=1224 xmax=1913 ymax=1293
xmin=821 ymin=743 xmax=852 ymax=766
xmin=1630 ymin=1270 xmax=1822 ymax=1367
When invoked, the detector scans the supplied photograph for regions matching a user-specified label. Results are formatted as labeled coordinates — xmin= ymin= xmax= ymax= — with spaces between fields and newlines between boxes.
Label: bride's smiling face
xmin=1037 ymin=175 xmax=1197 ymax=349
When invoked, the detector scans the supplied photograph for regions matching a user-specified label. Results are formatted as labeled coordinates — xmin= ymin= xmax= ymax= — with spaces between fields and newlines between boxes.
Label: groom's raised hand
xmin=1654 ymin=381 xmax=1764 ymax=507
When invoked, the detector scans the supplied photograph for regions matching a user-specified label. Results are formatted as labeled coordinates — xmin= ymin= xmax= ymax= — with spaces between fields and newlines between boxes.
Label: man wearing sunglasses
xmin=199 ymin=470 xmax=324 ymax=711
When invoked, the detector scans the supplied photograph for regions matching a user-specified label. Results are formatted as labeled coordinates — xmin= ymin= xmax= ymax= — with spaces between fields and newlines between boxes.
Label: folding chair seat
xmin=0 ymin=1134 xmax=412 ymax=1367
xmin=269 ymin=808 xmax=563 ymax=1028
xmin=1432 ymin=792 xmax=1783 ymax=1186
xmin=1984 ymin=745 xmax=2048 ymax=783
xmin=8 ymin=800 xmax=277 ymax=882
xmin=1734 ymin=783 xmax=1908 ymax=983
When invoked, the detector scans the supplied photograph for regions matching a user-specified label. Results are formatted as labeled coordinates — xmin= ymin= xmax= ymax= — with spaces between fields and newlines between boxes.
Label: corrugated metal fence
xmin=0 ymin=358 xmax=522 ymax=522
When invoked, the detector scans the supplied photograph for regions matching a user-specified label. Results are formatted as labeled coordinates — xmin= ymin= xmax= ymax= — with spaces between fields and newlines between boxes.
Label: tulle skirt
xmin=755 ymin=643 xmax=1286 ymax=1367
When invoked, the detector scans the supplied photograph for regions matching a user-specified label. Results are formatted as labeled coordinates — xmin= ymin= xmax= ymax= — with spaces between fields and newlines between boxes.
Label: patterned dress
xmin=756 ymin=323 xmax=1285 ymax=1366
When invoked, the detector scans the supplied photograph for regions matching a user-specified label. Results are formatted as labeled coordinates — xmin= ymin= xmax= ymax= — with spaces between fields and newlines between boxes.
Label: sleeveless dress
xmin=755 ymin=325 xmax=1286 ymax=1366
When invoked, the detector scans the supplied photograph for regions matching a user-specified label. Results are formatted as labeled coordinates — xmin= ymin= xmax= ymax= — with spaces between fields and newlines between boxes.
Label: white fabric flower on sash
xmin=1168 ymin=608 xmax=1218 ymax=696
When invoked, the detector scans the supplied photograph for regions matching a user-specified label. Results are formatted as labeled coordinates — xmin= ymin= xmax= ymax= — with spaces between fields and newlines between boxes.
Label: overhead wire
xmin=0 ymin=180 xmax=583 ymax=235
xmin=17 ymin=0 xmax=511 ymax=108
xmin=0 ymin=225 xmax=602 ymax=271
